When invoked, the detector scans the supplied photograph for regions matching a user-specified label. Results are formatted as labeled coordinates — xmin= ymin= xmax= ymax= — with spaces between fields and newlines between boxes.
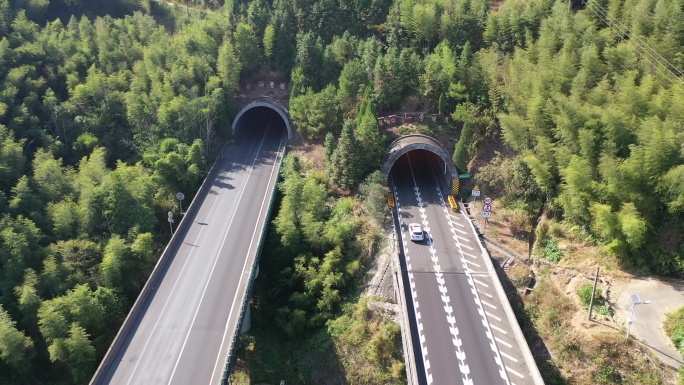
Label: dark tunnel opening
xmin=388 ymin=149 xmax=454 ymax=190
xmin=390 ymin=150 xmax=449 ymax=180
xmin=232 ymin=106 xmax=289 ymax=144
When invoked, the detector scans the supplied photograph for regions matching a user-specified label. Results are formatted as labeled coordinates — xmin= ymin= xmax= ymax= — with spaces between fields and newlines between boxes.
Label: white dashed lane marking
xmin=405 ymin=155 xmax=471 ymax=385
xmin=392 ymin=182 xmax=432 ymax=384
xmin=428 ymin=173 xmax=509 ymax=384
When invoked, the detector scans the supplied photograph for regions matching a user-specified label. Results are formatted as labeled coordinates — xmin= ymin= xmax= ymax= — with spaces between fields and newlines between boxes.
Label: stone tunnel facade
xmin=231 ymin=96 xmax=294 ymax=140
xmin=381 ymin=134 xmax=459 ymax=187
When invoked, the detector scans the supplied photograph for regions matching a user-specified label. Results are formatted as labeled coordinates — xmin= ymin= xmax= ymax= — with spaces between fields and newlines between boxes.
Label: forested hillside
xmin=0 ymin=0 xmax=682 ymax=383
xmin=0 ymin=1 xmax=237 ymax=383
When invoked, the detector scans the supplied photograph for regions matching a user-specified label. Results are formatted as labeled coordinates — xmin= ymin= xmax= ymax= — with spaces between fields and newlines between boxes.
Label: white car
xmin=409 ymin=223 xmax=424 ymax=241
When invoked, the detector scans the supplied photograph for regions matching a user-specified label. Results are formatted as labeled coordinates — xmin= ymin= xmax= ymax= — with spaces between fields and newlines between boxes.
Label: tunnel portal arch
xmin=232 ymin=96 xmax=293 ymax=140
xmin=382 ymin=134 xmax=459 ymax=186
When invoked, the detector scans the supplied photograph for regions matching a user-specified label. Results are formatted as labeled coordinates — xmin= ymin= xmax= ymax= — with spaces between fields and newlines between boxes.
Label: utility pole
xmin=588 ymin=267 xmax=600 ymax=320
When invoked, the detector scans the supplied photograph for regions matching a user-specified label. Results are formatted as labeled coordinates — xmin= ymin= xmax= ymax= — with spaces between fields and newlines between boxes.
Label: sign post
xmin=482 ymin=196 xmax=493 ymax=229
xmin=167 ymin=211 xmax=174 ymax=235
xmin=176 ymin=192 xmax=185 ymax=215
xmin=471 ymin=185 xmax=481 ymax=203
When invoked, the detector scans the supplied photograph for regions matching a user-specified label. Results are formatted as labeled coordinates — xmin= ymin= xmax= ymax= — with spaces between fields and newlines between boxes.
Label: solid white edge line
xmin=207 ymin=130 xmax=287 ymax=384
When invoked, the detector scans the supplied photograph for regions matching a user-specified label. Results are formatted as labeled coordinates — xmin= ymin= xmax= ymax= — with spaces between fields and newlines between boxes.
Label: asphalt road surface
xmin=94 ymin=113 xmax=286 ymax=385
xmin=391 ymin=151 xmax=536 ymax=385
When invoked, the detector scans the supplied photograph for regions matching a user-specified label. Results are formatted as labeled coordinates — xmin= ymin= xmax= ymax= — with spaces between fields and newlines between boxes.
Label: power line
xmin=583 ymin=0 xmax=684 ymax=94
xmin=589 ymin=0 xmax=684 ymax=78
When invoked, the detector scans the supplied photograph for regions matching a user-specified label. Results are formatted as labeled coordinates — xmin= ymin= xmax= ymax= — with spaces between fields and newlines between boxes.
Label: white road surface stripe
xmin=500 ymin=351 xmax=518 ymax=362
xmin=486 ymin=311 xmax=502 ymax=322
xmin=490 ymin=324 xmax=508 ymax=335
xmin=464 ymin=259 xmax=481 ymax=268
xmin=495 ymin=337 xmax=513 ymax=349
xmin=506 ymin=366 xmax=525 ymax=379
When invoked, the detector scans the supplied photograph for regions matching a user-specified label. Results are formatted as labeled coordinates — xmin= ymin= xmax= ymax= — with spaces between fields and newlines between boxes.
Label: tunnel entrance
xmin=382 ymin=134 xmax=459 ymax=189
xmin=232 ymin=98 xmax=293 ymax=141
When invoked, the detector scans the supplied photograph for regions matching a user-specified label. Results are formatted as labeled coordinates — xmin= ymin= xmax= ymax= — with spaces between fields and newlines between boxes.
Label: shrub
xmin=543 ymin=238 xmax=563 ymax=262
xmin=577 ymin=283 xmax=611 ymax=316
xmin=507 ymin=210 xmax=529 ymax=238
xmin=664 ymin=307 xmax=684 ymax=356
xmin=577 ymin=283 xmax=595 ymax=305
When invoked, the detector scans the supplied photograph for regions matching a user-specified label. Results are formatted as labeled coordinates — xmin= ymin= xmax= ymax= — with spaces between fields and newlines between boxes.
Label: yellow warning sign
xmin=473 ymin=185 xmax=480 ymax=190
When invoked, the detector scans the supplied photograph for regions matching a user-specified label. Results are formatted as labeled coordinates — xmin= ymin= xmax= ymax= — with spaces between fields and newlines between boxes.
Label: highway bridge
xmin=91 ymin=97 xmax=542 ymax=384
xmin=90 ymin=104 xmax=289 ymax=385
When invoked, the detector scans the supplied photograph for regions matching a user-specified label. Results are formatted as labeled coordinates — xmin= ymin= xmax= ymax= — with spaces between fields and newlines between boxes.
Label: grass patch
xmin=664 ymin=306 xmax=684 ymax=357
xmin=508 ymin=262 xmax=533 ymax=290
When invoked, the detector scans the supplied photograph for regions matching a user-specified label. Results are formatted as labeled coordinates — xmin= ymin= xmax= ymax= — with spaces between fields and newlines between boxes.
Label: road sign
xmin=471 ymin=189 xmax=480 ymax=197
xmin=484 ymin=197 xmax=492 ymax=205
xmin=483 ymin=204 xmax=492 ymax=212
xmin=483 ymin=211 xmax=491 ymax=218
xmin=459 ymin=173 xmax=471 ymax=178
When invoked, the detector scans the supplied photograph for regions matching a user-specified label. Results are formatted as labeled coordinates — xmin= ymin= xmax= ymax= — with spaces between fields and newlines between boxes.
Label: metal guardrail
xmin=390 ymin=210 xmax=420 ymax=385
xmin=219 ymin=145 xmax=287 ymax=384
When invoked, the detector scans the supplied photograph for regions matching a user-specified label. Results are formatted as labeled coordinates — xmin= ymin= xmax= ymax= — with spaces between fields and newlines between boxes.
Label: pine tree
xmin=328 ymin=120 xmax=361 ymax=190
xmin=452 ymin=122 xmax=473 ymax=172
xmin=324 ymin=132 xmax=335 ymax=164
xmin=355 ymin=94 xmax=385 ymax=175
xmin=438 ymin=93 xmax=446 ymax=115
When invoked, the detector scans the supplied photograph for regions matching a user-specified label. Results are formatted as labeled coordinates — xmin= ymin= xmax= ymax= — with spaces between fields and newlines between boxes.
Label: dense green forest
xmin=0 ymin=0 xmax=682 ymax=382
